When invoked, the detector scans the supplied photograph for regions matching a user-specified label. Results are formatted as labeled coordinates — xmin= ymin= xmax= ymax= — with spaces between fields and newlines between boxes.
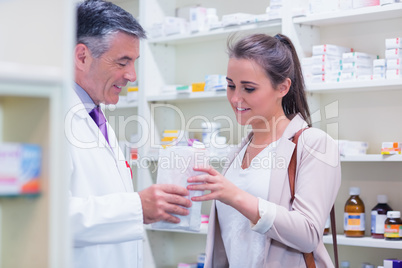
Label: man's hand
xmin=139 ymin=184 xmax=192 ymax=224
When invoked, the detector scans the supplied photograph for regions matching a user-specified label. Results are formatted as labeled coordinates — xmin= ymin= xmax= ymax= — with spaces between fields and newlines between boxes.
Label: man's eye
xmin=118 ymin=63 xmax=127 ymax=67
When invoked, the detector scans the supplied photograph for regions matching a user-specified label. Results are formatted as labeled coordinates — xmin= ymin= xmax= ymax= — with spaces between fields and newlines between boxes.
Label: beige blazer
xmin=204 ymin=114 xmax=341 ymax=268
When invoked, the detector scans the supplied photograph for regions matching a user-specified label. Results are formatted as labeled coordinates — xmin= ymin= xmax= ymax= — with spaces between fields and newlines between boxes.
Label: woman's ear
xmin=278 ymin=78 xmax=291 ymax=97
xmin=74 ymin=43 xmax=91 ymax=72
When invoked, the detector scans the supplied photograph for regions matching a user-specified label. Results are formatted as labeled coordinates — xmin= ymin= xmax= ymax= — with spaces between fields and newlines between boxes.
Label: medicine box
xmin=0 ymin=143 xmax=41 ymax=195
xmin=189 ymin=7 xmax=208 ymax=32
xmin=312 ymin=55 xmax=341 ymax=65
xmin=386 ymin=37 xmax=402 ymax=49
xmin=384 ymin=259 xmax=402 ymax=268
xmin=341 ymin=62 xmax=373 ymax=74
xmin=385 ymin=48 xmax=402 ymax=59
xmin=386 ymin=69 xmax=402 ymax=79
xmin=386 ymin=59 xmax=401 ymax=70
xmin=381 ymin=142 xmax=402 ymax=155
xmin=353 ymin=0 xmax=380 ymax=8
xmin=342 ymin=52 xmax=377 ymax=64
xmin=312 ymin=44 xmax=352 ymax=56
xmin=381 ymin=0 xmax=401 ymax=4
xmin=311 ymin=73 xmax=339 ymax=83
xmin=373 ymin=58 xmax=386 ymax=67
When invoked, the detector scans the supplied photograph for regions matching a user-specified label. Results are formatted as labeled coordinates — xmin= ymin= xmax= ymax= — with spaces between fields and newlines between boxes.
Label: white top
xmin=216 ymin=140 xmax=279 ymax=268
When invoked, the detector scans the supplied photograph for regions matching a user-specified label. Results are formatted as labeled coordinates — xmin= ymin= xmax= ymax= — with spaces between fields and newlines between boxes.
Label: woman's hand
xmin=187 ymin=166 xmax=240 ymax=206
xmin=188 ymin=165 xmax=260 ymax=224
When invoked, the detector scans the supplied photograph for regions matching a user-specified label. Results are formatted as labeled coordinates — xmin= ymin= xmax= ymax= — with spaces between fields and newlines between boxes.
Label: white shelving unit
xmin=307 ymin=79 xmax=402 ymax=93
xmin=149 ymin=20 xmax=282 ymax=45
xmin=292 ymin=2 xmax=402 ymax=267
xmin=117 ymin=0 xmax=402 ymax=267
xmin=0 ymin=0 xmax=74 ymax=267
xmin=323 ymin=235 xmax=402 ymax=250
xmin=293 ymin=3 xmax=402 ymax=26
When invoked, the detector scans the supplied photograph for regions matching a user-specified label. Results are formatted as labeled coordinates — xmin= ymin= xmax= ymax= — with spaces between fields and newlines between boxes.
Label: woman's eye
xmin=245 ymin=87 xmax=255 ymax=92
xmin=227 ymin=84 xmax=235 ymax=90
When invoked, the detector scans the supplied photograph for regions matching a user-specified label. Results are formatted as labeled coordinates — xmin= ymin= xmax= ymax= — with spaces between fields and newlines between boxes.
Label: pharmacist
xmin=65 ymin=1 xmax=191 ymax=267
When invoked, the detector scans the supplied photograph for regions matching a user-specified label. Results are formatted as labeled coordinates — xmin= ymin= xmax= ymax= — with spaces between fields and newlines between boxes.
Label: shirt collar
xmin=73 ymin=82 xmax=97 ymax=113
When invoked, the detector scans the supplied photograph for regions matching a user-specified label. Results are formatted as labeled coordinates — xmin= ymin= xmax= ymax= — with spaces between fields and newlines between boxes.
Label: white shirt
xmin=216 ymin=140 xmax=279 ymax=268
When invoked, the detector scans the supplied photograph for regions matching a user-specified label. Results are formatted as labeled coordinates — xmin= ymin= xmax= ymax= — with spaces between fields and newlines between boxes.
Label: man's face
xmin=82 ymin=32 xmax=140 ymax=105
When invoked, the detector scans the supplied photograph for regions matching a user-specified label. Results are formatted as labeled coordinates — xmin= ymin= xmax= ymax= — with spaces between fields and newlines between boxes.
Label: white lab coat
xmin=66 ymin=90 xmax=144 ymax=268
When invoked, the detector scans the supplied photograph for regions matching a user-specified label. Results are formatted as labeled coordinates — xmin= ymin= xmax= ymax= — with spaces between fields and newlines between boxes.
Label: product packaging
xmin=344 ymin=187 xmax=365 ymax=237
xmin=386 ymin=69 xmax=402 ymax=79
xmin=152 ymin=143 xmax=209 ymax=232
xmin=342 ymin=52 xmax=377 ymax=65
xmin=384 ymin=259 xmax=402 ymax=268
xmin=385 ymin=48 xmax=402 ymax=59
xmin=385 ymin=37 xmax=402 ymax=49
xmin=386 ymin=59 xmax=401 ymax=70
xmin=371 ymin=194 xmax=393 ymax=239
xmin=312 ymin=44 xmax=353 ymax=57
xmin=0 ymin=143 xmax=41 ymax=195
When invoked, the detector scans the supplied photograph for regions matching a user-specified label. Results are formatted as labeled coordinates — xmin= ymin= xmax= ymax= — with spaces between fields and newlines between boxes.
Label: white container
xmin=386 ymin=69 xmax=402 ymax=79
xmin=311 ymin=63 xmax=341 ymax=75
xmin=381 ymin=0 xmax=401 ymax=4
xmin=386 ymin=59 xmax=401 ymax=70
xmin=201 ymin=122 xmax=221 ymax=146
xmin=385 ymin=37 xmax=402 ymax=49
xmin=353 ymin=0 xmax=380 ymax=8
xmin=312 ymin=44 xmax=353 ymax=56
xmin=190 ymin=7 xmax=208 ymax=32
xmin=342 ymin=52 xmax=377 ymax=64
xmin=312 ymin=54 xmax=341 ymax=65
xmin=373 ymin=58 xmax=386 ymax=67
xmin=385 ymin=48 xmax=402 ymax=59
xmin=341 ymin=62 xmax=373 ymax=73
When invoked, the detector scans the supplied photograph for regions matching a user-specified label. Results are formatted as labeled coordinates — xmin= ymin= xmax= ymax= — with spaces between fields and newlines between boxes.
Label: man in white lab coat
xmin=65 ymin=1 xmax=192 ymax=267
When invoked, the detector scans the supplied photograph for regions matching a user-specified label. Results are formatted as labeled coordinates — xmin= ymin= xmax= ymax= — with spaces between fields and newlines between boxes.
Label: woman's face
xmin=226 ymin=57 xmax=287 ymax=129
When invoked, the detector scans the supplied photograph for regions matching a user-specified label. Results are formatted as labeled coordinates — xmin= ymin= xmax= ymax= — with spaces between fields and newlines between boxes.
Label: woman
xmin=187 ymin=34 xmax=341 ymax=267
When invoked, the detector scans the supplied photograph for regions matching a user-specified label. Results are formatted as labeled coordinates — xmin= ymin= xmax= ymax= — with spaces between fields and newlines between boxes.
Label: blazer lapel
xmin=268 ymin=114 xmax=308 ymax=205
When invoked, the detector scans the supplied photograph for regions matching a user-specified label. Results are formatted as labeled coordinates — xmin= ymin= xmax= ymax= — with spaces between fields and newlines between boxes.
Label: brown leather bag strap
xmin=289 ymin=128 xmax=339 ymax=268
xmin=330 ymin=206 xmax=339 ymax=268
xmin=289 ymin=128 xmax=316 ymax=268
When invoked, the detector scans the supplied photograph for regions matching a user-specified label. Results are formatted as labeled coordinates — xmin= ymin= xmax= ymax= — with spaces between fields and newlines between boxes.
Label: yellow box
xmin=192 ymin=82 xmax=205 ymax=92
xmin=127 ymin=86 xmax=138 ymax=92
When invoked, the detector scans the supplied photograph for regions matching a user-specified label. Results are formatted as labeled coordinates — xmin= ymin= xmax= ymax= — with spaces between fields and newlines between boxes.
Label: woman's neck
xmin=250 ymin=114 xmax=290 ymax=146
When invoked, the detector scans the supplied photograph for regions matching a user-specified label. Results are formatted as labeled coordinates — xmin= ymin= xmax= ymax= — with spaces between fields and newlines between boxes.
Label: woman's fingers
xmin=191 ymin=192 xmax=216 ymax=202
xmin=193 ymin=165 xmax=219 ymax=176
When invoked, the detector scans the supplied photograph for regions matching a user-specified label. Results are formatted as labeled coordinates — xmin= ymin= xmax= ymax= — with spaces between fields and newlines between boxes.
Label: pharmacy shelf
xmin=341 ymin=154 xmax=402 ymax=162
xmin=0 ymin=62 xmax=62 ymax=85
xmin=145 ymin=223 xmax=208 ymax=235
xmin=103 ymin=98 xmax=138 ymax=110
xmin=147 ymin=91 xmax=227 ymax=103
xmin=0 ymin=83 xmax=56 ymax=98
xmin=293 ymin=3 xmax=402 ymax=26
xmin=148 ymin=20 xmax=281 ymax=45
xmin=323 ymin=234 xmax=402 ymax=249
xmin=306 ymin=79 xmax=402 ymax=94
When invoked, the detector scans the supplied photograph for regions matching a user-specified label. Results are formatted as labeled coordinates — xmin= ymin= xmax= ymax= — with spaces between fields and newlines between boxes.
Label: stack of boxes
xmin=311 ymin=44 xmax=352 ymax=83
xmin=373 ymin=58 xmax=387 ymax=80
xmin=339 ymin=52 xmax=377 ymax=82
xmin=385 ymin=37 xmax=402 ymax=79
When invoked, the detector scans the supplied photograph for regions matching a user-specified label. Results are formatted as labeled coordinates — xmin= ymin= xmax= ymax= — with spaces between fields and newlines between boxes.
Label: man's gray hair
xmin=76 ymin=0 xmax=146 ymax=58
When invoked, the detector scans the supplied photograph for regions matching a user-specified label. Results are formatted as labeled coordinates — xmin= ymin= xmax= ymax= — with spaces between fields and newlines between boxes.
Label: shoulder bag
xmin=289 ymin=128 xmax=339 ymax=268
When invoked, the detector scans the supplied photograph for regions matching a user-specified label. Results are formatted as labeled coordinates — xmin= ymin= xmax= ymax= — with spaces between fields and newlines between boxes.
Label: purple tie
xmin=89 ymin=106 xmax=109 ymax=145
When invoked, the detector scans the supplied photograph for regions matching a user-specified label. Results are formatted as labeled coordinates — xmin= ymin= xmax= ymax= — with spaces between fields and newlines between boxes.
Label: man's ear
xmin=278 ymin=78 xmax=291 ymax=97
xmin=75 ymin=44 xmax=91 ymax=72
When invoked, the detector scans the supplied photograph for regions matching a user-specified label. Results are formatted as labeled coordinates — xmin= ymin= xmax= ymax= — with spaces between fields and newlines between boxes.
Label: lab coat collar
xmin=69 ymin=89 xmax=116 ymax=156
